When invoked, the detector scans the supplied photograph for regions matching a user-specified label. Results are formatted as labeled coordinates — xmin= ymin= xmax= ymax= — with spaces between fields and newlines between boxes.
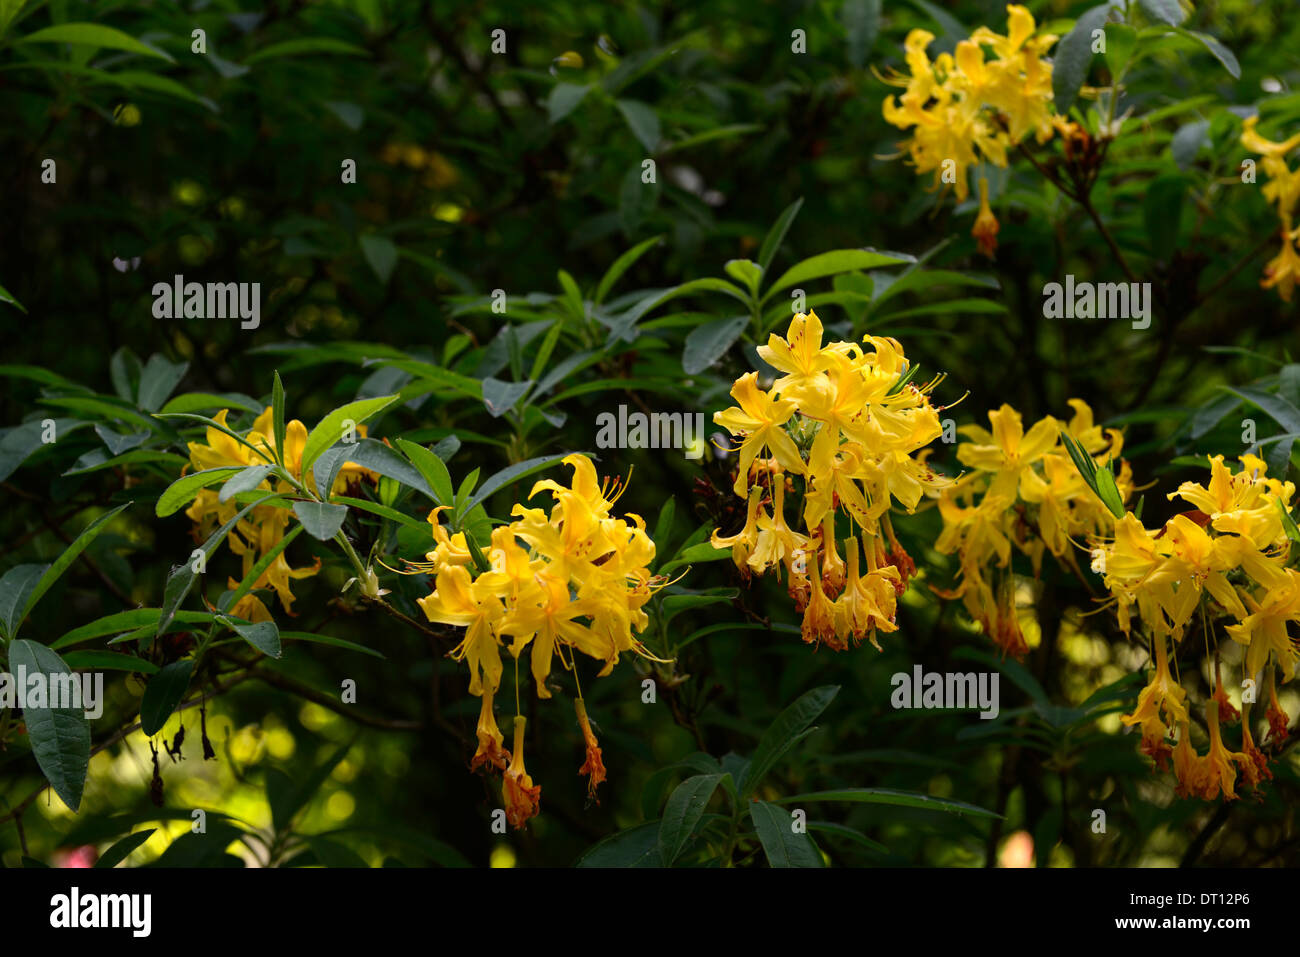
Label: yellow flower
xmin=1224 ymin=571 xmax=1300 ymax=680
xmin=1261 ymin=228 xmax=1300 ymax=302
xmin=500 ymin=572 xmax=601 ymax=698
xmin=502 ymin=716 xmax=541 ymax=828
xmin=957 ymin=404 xmax=1059 ymax=500
xmin=755 ymin=310 xmax=850 ymax=399
xmin=1120 ymin=633 xmax=1187 ymax=768
xmin=418 ymin=565 xmax=505 ymax=696
xmin=471 ymin=689 xmax=510 ymax=773
xmin=1174 ymin=700 xmax=1241 ymax=802
xmin=882 ymin=6 xmax=1056 ymax=202
xmin=972 ymin=177 xmax=999 ymax=258
xmin=575 ymin=699 xmax=606 ymax=803
xmin=713 ymin=372 xmax=804 ymax=496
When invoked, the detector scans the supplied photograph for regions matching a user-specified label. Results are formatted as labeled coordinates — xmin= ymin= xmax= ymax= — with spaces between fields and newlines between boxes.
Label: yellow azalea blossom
xmin=756 ymin=310 xmax=851 ymax=400
xmin=471 ymin=689 xmax=510 ymax=773
xmin=883 ymin=6 xmax=1057 ymax=203
xmin=502 ymin=717 xmax=541 ymax=829
xmin=972 ymin=177 xmax=999 ymax=258
xmin=575 ymin=698 xmax=606 ymax=803
xmin=1239 ymin=118 xmax=1300 ymax=299
xmin=1175 ymin=700 xmax=1242 ymax=802
xmin=713 ymin=372 xmax=804 ymax=496
xmin=714 ymin=310 xmax=949 ymax=652
xmin=500 ymin=573 xmax=603 ymax=698
xmin=1120 ymin=633 xmax=1187 ymax=769
xmin=1225 ymin=571 xmax=1300 ymax=681
xmin=417 ymin=454 xmax=667 ymax=825
xmin=418 ymin=564 xmax=506 ymax=697
xmin=1261 ymin=227 xmax=1300 ymax=302
xmin=937 ymin=399 xmax=1130 ymax=657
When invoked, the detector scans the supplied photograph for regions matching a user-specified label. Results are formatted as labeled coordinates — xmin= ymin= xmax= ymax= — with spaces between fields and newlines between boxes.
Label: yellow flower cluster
xmin=1240 ymin=117 xmax=1300 ymax=301
xmin=711 ymin=311 xmax=950 ymax=651
xmin=882 ymin=4 xmax=1058 ymax=256
xmin=415 ymin=454 xmax=663 ymax=827
xmin=935 ymin=401 xmax=1130 ymax=657
xmin=1097 ymin=454 xmax=1297 ymax=798
xmin=183 ymin=407 xmax=375 ymax=621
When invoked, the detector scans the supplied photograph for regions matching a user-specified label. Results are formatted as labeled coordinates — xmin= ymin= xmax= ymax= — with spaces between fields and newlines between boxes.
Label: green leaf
xmin=16 ymin=22 xmax=175 ymax=62
xmin=595 ymin=235 xmax=663 ymax=304
xmin=157 ymin=467 xmax=247 ymax=517
xmin=740 ymin=685 xmax=839 ymax=797
xmin=94 ymin=829 xmax=157 ymax=868
xmin=216 ymin=615 xmax=281 ymax=658
xmin=774 ymin=788 xmax=1001 ymax=819
xmin=148 ymin=824 xmax=246 ymax=868
xmin=300 ymin=836 xmax=369 ymax=868
xmin=279 ymin=630 xmax=385 ymax=659
xmin=359 ymin=234 xmax=399 ymax=285
xmin=343 ymin=438 xmax=434 ymax=499
xmin=52 ymin=609 xmax=216 ymax=651
xmin=616 ymin=98 xmax=660 ymax=152
xmin=292 ymin=500 xmax=348 ymax=540
xmin=0 ymin=281 xmax=26 ymax=313
xmin=140 ymin=659 xmax=193 ymax=736
xmin=9 ymin=639 xmax=91 ymax=810
xmin=157 ymin=493 xmax=282 ymax=637
xmin=682 ymin=315 xmax=748 ymax=375
xmin=1170 ymin=119 xmax=1209 ymax=170
xmin=272 ymin=372 xmax=287 ymax=467
xmin=576 ymin=821 xmax=663 ymax=867
xmin=749 ymin=800 xmax=824 ymax=868
xmin=1094 ymin=466 xmax=1126 ymax=518
xmin=902 ymin=0 xmax=967 ymax=40
xmin=662 ymin=589 xmax=737 ymax=624
xmin=724 ymin=259 xmax=762 ymax=298
xmin=269 ymin=740 xmax=354 ymax=833
xmin=1053 ymin=5 xmax=1111 ymax=114
xmin=244 ymin=37 xmax=371 ymax=64
xmin=464 ymin=453 xmax=569 ymax=514
xmin=0 ymin=563 xmax=48 ymax=640
xmin=547 ymin=82 xmax=590 ymax=122
xmin=757 ymin=197 xmax=804 ymax=275
xmin=662 ymin=123 xmax=763 ymax=153
xmin=1102 ymin=22 xmax=1138 ymax=78
xmin=658 ymin=773 xmax=724 ymax=865
xmin=652 ymin=497 xmax=676 ymax=556
xmin=21 ymin=503 xmax=131 ymax=633
xmin=481 ymin=377 xmax=532 ymax=418
xmin=1175 ymin=28 xmax=1239 ymax=78
xmin=1225 ymin=386 xmax=1300 ymax=434
xmin=1276 ymin=498 xmax=1300 ymax=545
xmin=1138 ymin=0 xmax=1184 ymax=26
xmin=394 ymin=438 xmax=453 ymax=504
xmin=299 ymin=394 xmax=401 ymax=480
xmin=136 ymin=355 xmax=188 ymax=412
xmin=43 ymin=395 xmax=160 ymax=432
xmin=60 ymin=651 xmax=158 ymax=674
xmin=806 ymin=820 xmax=888 ymax=854
xmin=219 ymin=465 xmax=273 ymax=503
xmin=842 ymin=0 xmax=882 ymax=68
xmin=764 ymin=249 xmax=911 ymax=301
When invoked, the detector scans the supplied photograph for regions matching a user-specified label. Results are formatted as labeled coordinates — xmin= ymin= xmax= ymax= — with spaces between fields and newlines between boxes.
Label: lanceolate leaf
xmin=8 ymin=639 xmax=91 ymax=811
xmin=740 ymin=685 xmax=839 ymax=797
